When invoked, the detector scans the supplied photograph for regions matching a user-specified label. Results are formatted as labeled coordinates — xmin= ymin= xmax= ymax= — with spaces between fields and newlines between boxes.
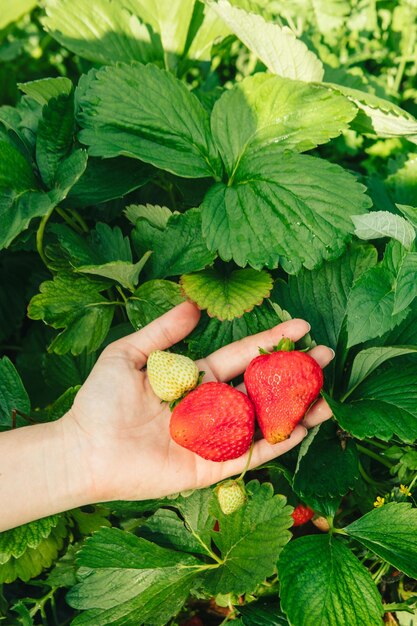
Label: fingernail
xmin=329 ymin=348 xmax=336 ymax=359
xmin=302 ymin=427 xmax=308 ymax=437
xmin=306 ymin=322 xmax=311 ymax=332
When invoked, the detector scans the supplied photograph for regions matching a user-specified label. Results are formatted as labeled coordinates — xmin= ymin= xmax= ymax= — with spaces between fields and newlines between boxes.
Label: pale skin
xmin=0 ymin=301 xmax=334 ymax=531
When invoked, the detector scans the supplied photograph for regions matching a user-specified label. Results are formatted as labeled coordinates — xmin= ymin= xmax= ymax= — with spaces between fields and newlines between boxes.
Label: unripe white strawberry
xmin=216 ymin=480 xmax=246 ymax=515
xmin=147 ymin=350 xmax=199 ymax=402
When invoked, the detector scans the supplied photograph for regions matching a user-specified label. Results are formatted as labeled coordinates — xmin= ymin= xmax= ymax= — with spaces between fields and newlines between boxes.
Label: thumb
xmin=107 ymin=300 xmax=200 ymax=367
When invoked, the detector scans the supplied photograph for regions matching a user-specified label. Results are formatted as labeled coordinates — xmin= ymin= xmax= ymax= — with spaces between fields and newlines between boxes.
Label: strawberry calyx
xmin=258 ymin=337 xmax=295 ymax=355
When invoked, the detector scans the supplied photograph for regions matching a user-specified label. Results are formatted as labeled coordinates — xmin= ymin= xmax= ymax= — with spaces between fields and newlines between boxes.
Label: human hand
xmin=62 ymin=301 xmax=334 ymax=504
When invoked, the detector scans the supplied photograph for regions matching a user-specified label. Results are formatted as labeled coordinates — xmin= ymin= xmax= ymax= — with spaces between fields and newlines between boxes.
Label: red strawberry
xmin=170 ymin=382 xmax=255 ymax=462
xmin=244 ymin=339 xmax=323 ymax=443
xmin=291 ymin=504 xmax=314 ymax=527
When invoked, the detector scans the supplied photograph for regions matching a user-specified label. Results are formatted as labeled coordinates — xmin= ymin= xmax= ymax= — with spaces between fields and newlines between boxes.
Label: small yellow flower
xmin=399 ymin=484 xmax=411 ymax=497
xmin=374 ymin=496 xmax=385 ymax=508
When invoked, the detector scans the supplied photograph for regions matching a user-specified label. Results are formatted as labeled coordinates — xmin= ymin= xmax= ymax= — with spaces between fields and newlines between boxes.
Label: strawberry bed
xmin=1 ymin=1 xmax=417 ymax=625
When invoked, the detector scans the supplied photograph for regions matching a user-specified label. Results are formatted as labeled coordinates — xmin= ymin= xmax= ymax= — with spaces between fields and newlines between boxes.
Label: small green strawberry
xmin=216 ymin=480 xmax=246 ymax=515
xmin=147 ymin=350 xmax=199 ymax=402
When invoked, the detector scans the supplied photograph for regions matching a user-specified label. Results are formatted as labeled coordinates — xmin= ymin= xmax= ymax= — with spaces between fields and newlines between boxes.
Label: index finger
xmin=202 ymin=318 xmax=310 ymax=382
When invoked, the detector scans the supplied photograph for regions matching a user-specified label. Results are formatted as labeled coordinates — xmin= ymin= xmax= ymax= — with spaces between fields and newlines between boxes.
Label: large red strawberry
xmin=244 ymin=339 xmax=323 ymax=444
xmin=170 ymin=382 xmax=255 ymax=462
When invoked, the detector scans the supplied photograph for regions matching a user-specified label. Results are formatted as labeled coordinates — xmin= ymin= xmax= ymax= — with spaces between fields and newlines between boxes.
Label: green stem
xmin=55 ymin=207 xmax=83 ymax=234
xmin=368 ymin=440 xmax=390 ymax=451
xmin=356 ymin=444 xmax=394 ymax=469
xmin=237 ymin=440 xmax=254 ymax=482
xmin=69 ymin=208 xmax=89 ymax=233
xmin=358 ymin=461 xmax=382 ymax=488
xmin=116 ymin=285 xmax=128 ymax=304
xmin=36 ymin=206 xmax=55 ymax=266
xmin=393 ymin=28 xmax=416 ymax=93
xmin=372 ymin=562 xmax=390 ymax=585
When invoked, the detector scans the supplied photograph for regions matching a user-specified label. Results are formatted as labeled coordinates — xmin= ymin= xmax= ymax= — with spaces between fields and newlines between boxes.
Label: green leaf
xmin=77 ymin=63 xmax=222 ymax=179
xmin=279 ymin=535 xmax=384 ymax=626
xmin=0 ymin=0 xmax=36 ymax=29
xmin=393 ymin=252 xmax=417 ymax=315
xmin=67 ymin=527 xmax=202 ymax=626
xmin=209 ymin=0 xmax=324 ymax=82
xmin=211 ymin=73 xmax=356 ymax=177
xmin=124 ymin=0 xmax=195 ymax=68
xmin=66 ymin=157 xmax=152 ymax=209
xmin=186 ymin=1 xmax=231 ymax=61
xmin=172 ymin=487 xmax=215 ymax=552
xmin=202 ymin=481 xmax=293 ymax=595
xmin=0 ymin=140 xmax=36 ymax=190
xmin=140 ymin=509 xmax=209 ymax=555
xmin=36 ymin=93 xmax=75 ymax=188
xmin=272 ymin=242 xmax=377 ymax=351
xmin=202 ymin=150 xmax=371 ymax=270
xmin=181 ymin=268 xmax=272 ymax=320
xmin=293 ymin=421 xmax=359 ymax=514
xmin=0 ymin=356 xmax=30 ymax=430
xmin=126 ymin=279 xmax=184 ymax=329
xmin=125 ymin=203 xmax=171 ymax=228
xmin=77 ymin=255 xmax=151 ymax=291
xmin=327 ymin=83 xmax=417 ymax=140
xmin=0 ymin=516 xmax=68 ymax=583
xmin=346 ymin=265 xmax=410 ymax=347
xmin=397 ymin=203 xmax=417 ymax=230
xmin=28 ymin=275 xmax=116 ymax=355
xmin=352 ymin=211 xmax=415 ymax=249
xmin=348 ymin=346 xmax=417 ymax=391
xmin=185 ymin=301 xmax=281 ymax=358
xmin=386 ymin=155 xmax=417 ymax=206
xmin=42 ymin=0 xmax=163 ymax=65
xmin=132 ymin=208 xmax=216 ymax=279
xmin=18 ymin=77 xmax=73 ymax=106
xmin=344 ymin=503 xmax=417 ymax=579
xmin=325 ymin=363 xmax=417 ymax=443
xmin=239 ymin=600 xmax=289 ymax=625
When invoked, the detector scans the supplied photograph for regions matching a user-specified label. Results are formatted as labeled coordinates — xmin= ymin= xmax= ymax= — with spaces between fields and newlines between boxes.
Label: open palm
xmin=65 ymin=301 xmax=334 ymax=504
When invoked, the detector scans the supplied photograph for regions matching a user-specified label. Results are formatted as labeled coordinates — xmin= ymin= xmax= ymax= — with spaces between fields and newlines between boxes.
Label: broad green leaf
xmin=185 ymin=301 xmax=281 ymax=358
xmin=123 ymin=0 xmax=195 ymax=68
xmin=279 ymin=536 xmax=384 ymax=626
xmin=125 ymin=203 xmax=171 ymax=228
xmin=77 ymin=63 xmax=222 ymax=179
xmin=202 ymin=481 xmax=293 ymax=595
xmin=50 ymin=222 xmax=132 ymax=266
xmin=312 ymin=0 xmax=350 ymax=34
xmin=293 ymin=421 xmax=359 ymax=514
xmin=0 ymin=516 xmax=68 ymax=583
xmin=327 ymin=83 xmax=417 ymax=140
xmin=397 ymin=203 xmax=417 ymax=229
xmin=28 ymin=275 xmax=116 ymax=355
xmin=126 ymin=279 xmax=184 ymax=329
xmin=46 ymin=542 xmax=80 ymax=589
xmin=35 ymin=386 xmax=81 ymax=422
xmin=132 ymin=208 xmax=216 ymax=279
xmin=346 ymin=265 xmax=409 ymax=348
xmin=348 ymin=346 xmax=417 ymax=391
xmin=47 ymin=149 xmax=88 ymax=203
xmin=42 ymin=0 xmax=163 ymax=65
xmin=0 ymin=140 xmax=36 ymax=190
xmin=67 ymin=527 xmax=203 ymax=625
xmin=0 ymin=357 xmax=30 ymax=430
xmin=345 ymin=503 xmax=417 ymax=579
xmin=36 ymin=92 xmax=75 ymax=188
xmin=66 ymin=157 xmax=152 ymax=209
xmin=272 ymin=243 xmax=377 ymax=351
xmin=386 ymin=155 xmax=417 ymax=206
xmin=18 ymin=77 xmax=73 ymax=106
xmin=172 ymin=487 xmax=216 ymax=553
xmin=325 ymin=363 xmax=417 ymax=442
xmin=211 ymin=73 xmax=356 ymax=177
xmin=209 ymin=0 xmax=324 ymax=82
xmin=202 ymin=150 xmax=371 ymax=270
xmin=239 ymin=600 xmax=289 ymax=625
xmin=186 ymin=1 xmax=231 ymax=61
xmin=77 ymin=255 xmax=151 ymax=291
xmin=393 ymin=252 xmax=417 ymax=315
xmin=352 ymin=211 xmax=415 ymax=249
xmin=139 ymin=509 xmax=209 ymax=555
xmin=0 ymin=0 xmax=36 ymax=29
xmin=181 ymin=268 xmax=273 ymax=320
xmin=0 ymin=189 xmax=51 ymax=250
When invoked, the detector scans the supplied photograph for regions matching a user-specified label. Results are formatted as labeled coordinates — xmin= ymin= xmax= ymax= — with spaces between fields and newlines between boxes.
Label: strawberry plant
xmin=1 ymin=0 xmax=417 ymax=624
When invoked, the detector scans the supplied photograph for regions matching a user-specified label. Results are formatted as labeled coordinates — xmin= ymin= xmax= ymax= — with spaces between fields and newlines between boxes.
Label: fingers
xmin=307 ymin=345 xmax=335 ymax=368
xmin=303 ymin=397 xmax=333 ymax=428
xmin=202 ymin=319 xmax=310 ymax=382
xmin=105 ymin=301 xmax=200 ymax=368
xmin=218 ymin=424 xmax=308 ymax=480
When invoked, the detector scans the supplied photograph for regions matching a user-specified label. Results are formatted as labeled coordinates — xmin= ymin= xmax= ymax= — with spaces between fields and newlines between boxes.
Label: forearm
xmin=0 ymin=418 xmax=93 ymax=532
